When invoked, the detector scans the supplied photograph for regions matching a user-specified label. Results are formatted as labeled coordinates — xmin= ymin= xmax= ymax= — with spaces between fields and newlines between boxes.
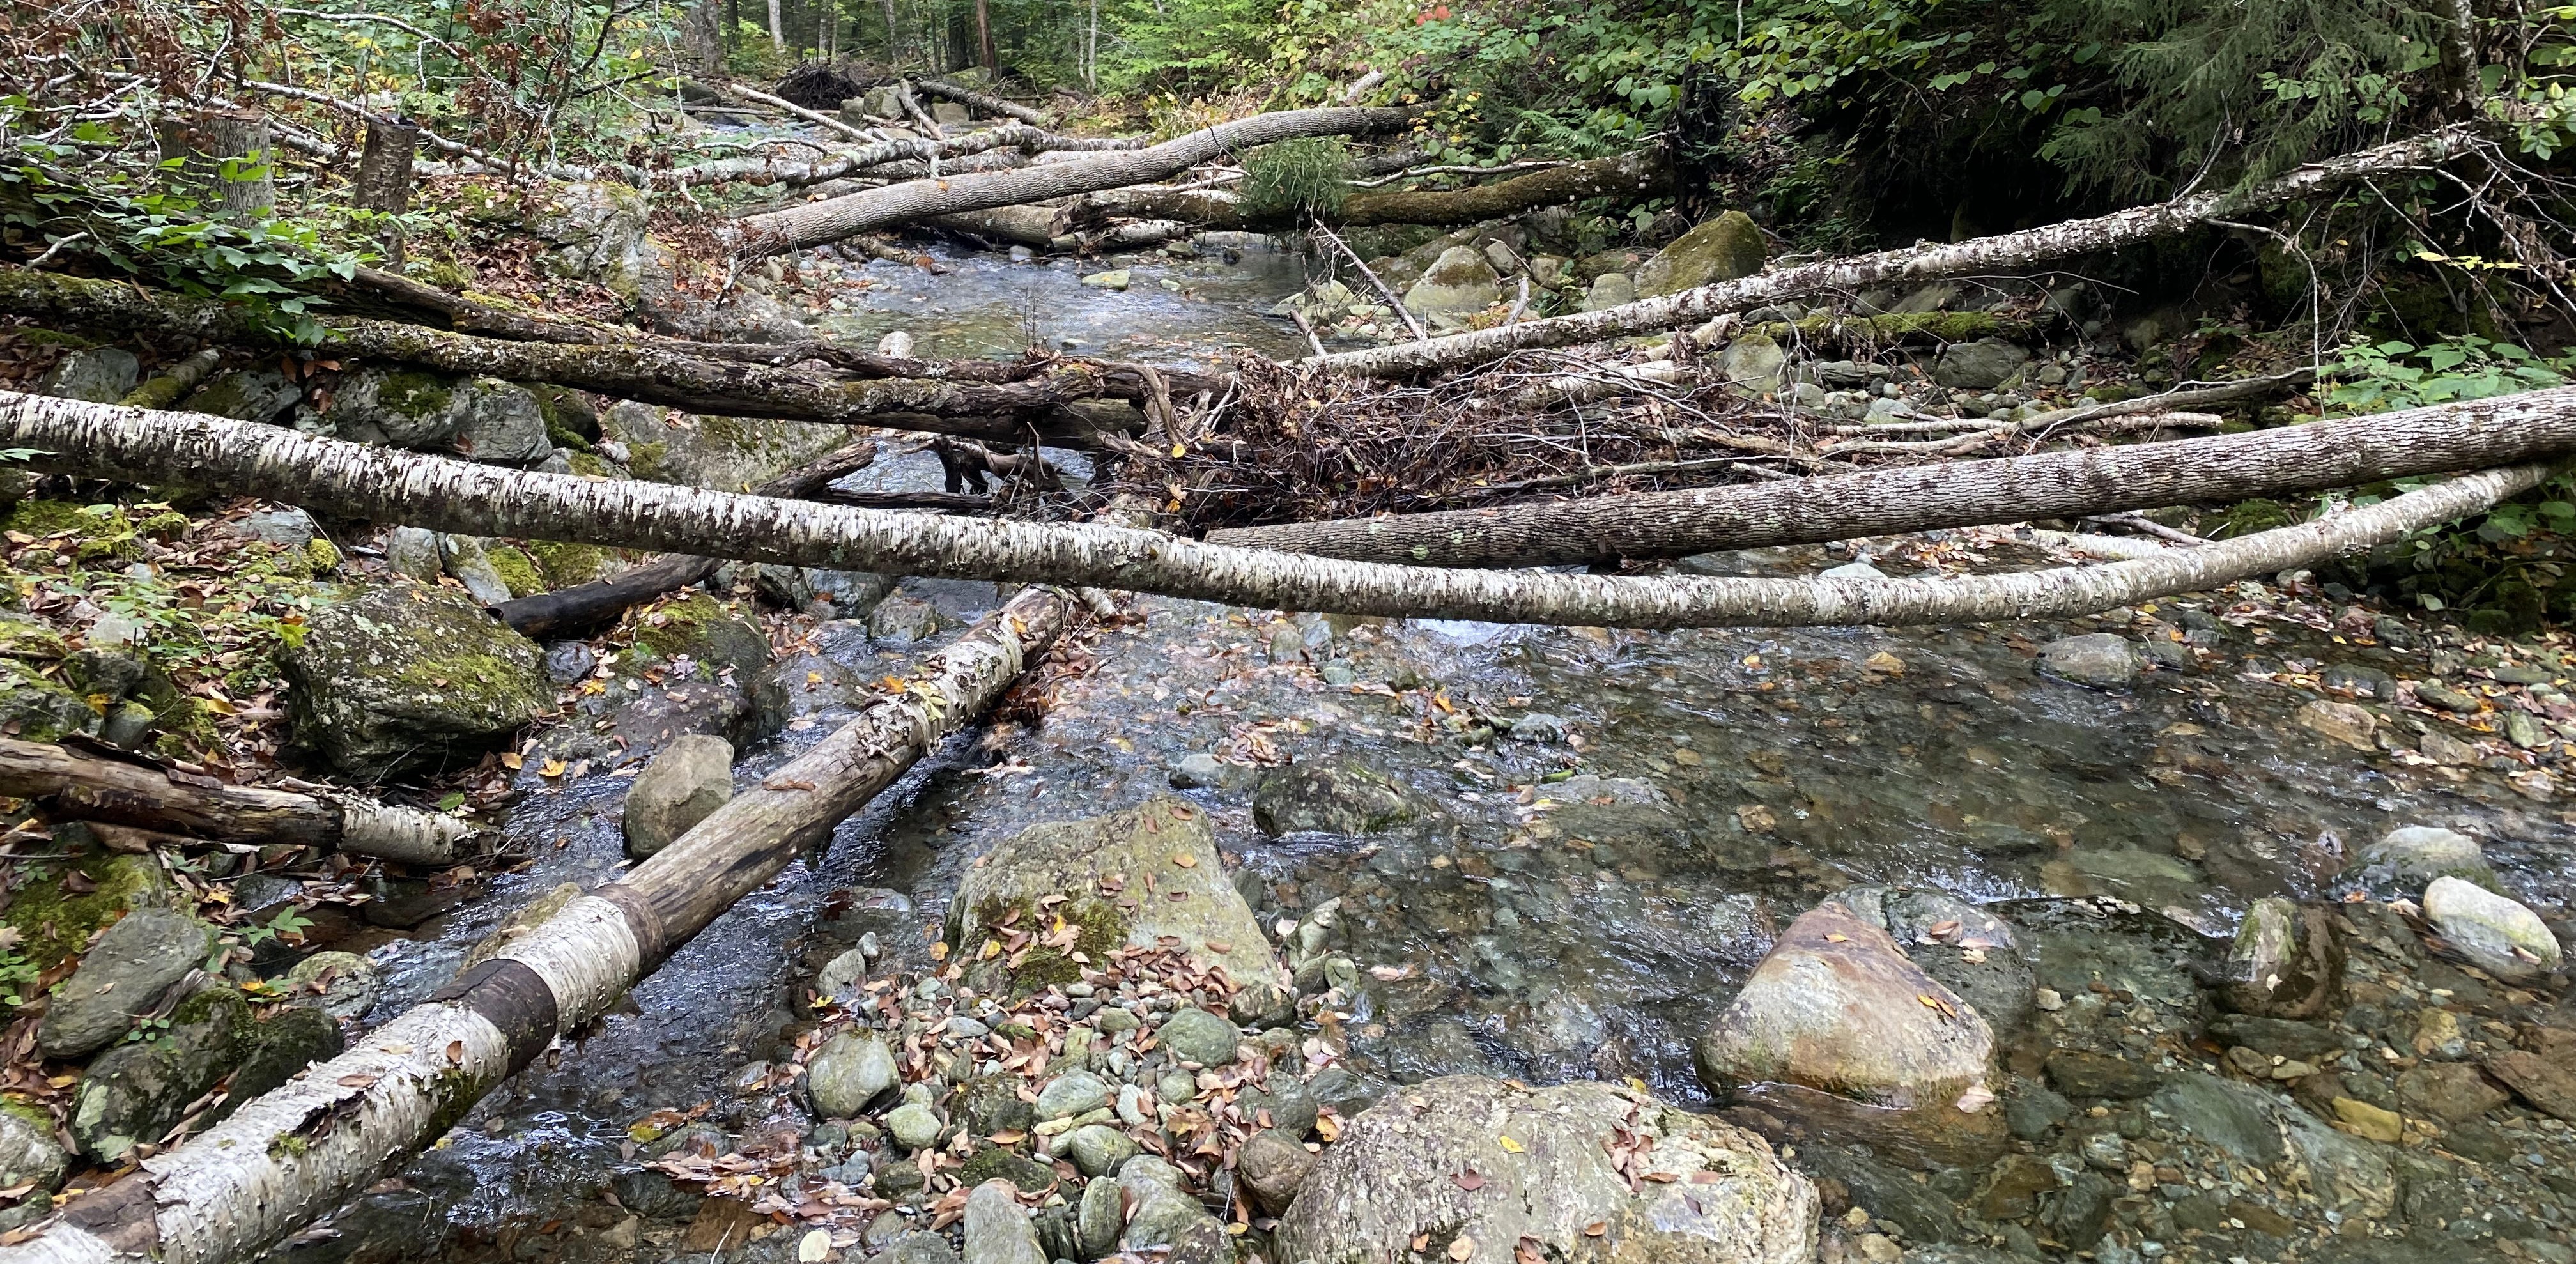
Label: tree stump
xmin=351 ymin=115 xmax=420 ymax=214
xmin=157 ymin=109 xmax=275 ymax=221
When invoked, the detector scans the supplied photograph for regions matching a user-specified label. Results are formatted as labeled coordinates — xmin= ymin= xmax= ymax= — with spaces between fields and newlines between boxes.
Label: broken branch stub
xmin=2 ymin=388 xmax=2569 ymax=628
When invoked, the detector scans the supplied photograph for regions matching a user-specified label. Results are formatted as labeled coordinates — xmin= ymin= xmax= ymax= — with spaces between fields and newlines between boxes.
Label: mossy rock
xmin=0 ymin=615 xmax=67 ymax=661
xmin=566 ymin=451 xmax=619 ymax=479
xmin=0 ymin=658 xmax=95 ymax=744
xmin=1747 ymin=311 xmax=2009 ymax=347
xmin=600 ymin=403 xmax=848 ymax=493
xmin=629 ymin=592 xmax=769 ymax=679
xmin=485 ymin=546 xmax=545 ymax=599
xmin=948 ymin=797 xmax=1285 ymax=1018
xmin=8 ymin=501 xmax=128 ymax=543
xmin=527 ymin=383 xmax=600 ymax=449
xmin=2207 ymin=498 xmax=2299 ymax=539
xmin=282 ymin=583 xmax=551 ymax=778
xmin=176 ymin=369 xmax=304 ymax=424
xmin=68 ymin=986 xmax=249 ymax=1162
xmin=957 ymin=1146 xmax=1057 ymax=1193
xmin=527 ymin=539 xmax=617 ymax=588
xmin=208 ymin=1005 xmax=345 ymax=1123
xmin=1635 ymin=210 xmax=1766 ymax=297
xmin=1 ymin=854 xmax=174 ymax=971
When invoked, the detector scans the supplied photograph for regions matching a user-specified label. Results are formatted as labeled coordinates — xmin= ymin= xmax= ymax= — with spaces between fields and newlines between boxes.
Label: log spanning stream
xmin=281 ymin=247 xmax=2575 ymax=1264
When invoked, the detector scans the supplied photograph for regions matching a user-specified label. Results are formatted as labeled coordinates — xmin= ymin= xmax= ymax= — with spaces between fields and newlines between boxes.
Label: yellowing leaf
xmin=1171 ymin=853 xmax=1198 ymax=868
xmin=1497 ymin=1135 xmax=1523 ymax=1153
xmin=541 ymin=759 xmax=569 ymax=778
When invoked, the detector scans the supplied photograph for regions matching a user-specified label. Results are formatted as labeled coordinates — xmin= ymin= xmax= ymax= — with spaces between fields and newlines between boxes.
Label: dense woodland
xmin=2 ymin=4 xmax=2576 ymax=1264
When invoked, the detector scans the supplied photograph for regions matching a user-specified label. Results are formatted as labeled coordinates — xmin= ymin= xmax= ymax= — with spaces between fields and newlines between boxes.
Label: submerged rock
xmin=622 ymin=734 xmax=735 ymax=859
xmin=38 ymin=907 xmax=212 ymax=1059
xmin=2037 ymin=633 xmax=2140 ymax=687
xmin=2357 ymin=825 xmax=2496 ymax=889
xmin=1274 ymin=1076 xmax=1816 ymax=1264
xmin=1636 ymin=210 xmax=1766 ymax=297
xmin=2217 ymin=897 xmax=2343 ymax=1019
xmin=1252 ymin=756 xmax=1442 ymax=836
xmin=947 ymin=797 xmax=1286 ymax=1019
xmin=2421 ymin=876 xmax=2562 ymax=982
xmin=283 ymin=583 xmax=551 ymax=778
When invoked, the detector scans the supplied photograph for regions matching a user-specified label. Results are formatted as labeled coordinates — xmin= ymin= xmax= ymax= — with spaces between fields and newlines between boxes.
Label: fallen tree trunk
xmin=913 ymin=77 xmax=1051 ymax=125
xmin=730 ymin=105 xmax=1414 ymax=256
xmin=1204 ymin=380 xmax=2555 ymax=566
xmin=0 ymin=737 xmax=484 ymax=865
xmin=3 ymin=388 xmax=2565 ymax=628
xmin=0 ymin=268 xmax=1139 ymax=447
xmin=1311 ymin=125 xmax=2482 ymax=376
xmin=495 ymin=438 xmax=879 ymax=638
xmin=4 ymin=585 xmax=1071 ymax=1264
xmin=654 ymin=123 xmax=1141 ymax=189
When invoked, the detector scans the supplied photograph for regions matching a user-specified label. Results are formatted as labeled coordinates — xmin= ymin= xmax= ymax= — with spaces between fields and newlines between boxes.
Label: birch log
xmin=0 ymin=737 xmax=482 ymax=865
xmin=1212 ymin=377 xmax=2506 ymax=567
xmin=1311 ymin=125 xmax=2481 ymax=377
xmin=0 ymin=389 xmax=2564 ymax=628
xmin=654 ymin=123 xmax=1143 ymax=189
xmin=0 ymin=587 xmax=1071 ymax=1264
xmin=730 ymin=106 xmax=1414 ymax=256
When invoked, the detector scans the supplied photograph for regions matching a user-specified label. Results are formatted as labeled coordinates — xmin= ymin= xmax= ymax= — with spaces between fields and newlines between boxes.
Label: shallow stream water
xmin=290 ymin=245 xmax=2576 ymax=1264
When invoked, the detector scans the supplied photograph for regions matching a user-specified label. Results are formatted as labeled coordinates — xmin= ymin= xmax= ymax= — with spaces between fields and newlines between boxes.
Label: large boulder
xmin=1635 ymin=210 xmax=1766 ymax=297
xmin=521 ymin=181 xmax=653 ymax=289
xmin=1931 ymin=339 xmax=2032 ymax=390
xmin=1274 ymin=1076 xmax=1816 ymax=1264
xmin=946 ymin=797 xmax=1287 ymax=1019
xmin=42 ymin=348 xmax=140 ymax=403
xmin=38 ymin=908 xmax=213 ymax=1058
xmin=68 ymin=987 xmax=248 ymax=1162
xmin=621 ymin=734 xmax=734 ymax=859
xmin=1400 ymin=247 xmax=1501 ymax=320
xmin=321 ymin=369 xmax=554 ymax=466
xmin=2421 ymin=877 xmax=2562 ymax=982
xmin=181 ymin=369 xmax=304 ymax=424
xmin=283 ymin=583 xmax=553 ymax=778
xmin=599 ymin=401 xmax=850 ymax=493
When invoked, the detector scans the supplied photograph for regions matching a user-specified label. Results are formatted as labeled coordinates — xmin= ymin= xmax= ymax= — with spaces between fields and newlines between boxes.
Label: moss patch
xmin=566 ymin=451 xmax=617 ymax=479
xmin=959 ymin=895 xmax=1132 ymax=996
xmin=485 ymin=546 xmax=545 ymax=598
xmin=955 ymin=1146 xmax=1056 ymax=1192
xmin=373 ymin=371 xmax=456 ymax=423
xmin=629 ymin=592 xmax=767 ymax=677
xmin=2 ymin=854 xmax=172 ymax=970
xmin=527 ymin=540 xmax=612 ymax=588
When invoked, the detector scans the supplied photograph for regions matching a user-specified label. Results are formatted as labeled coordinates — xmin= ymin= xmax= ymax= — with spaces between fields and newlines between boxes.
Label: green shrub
xmin=1238 ymin=137 xmax=1352 ymax=221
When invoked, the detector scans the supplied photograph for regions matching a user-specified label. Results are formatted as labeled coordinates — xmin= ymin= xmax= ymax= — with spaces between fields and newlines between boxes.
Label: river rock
xmin=2218 ymin=897 xmax=2342 ymax=1018
xmin=69 ymin=987 xmax=247 ymax=1161
xmin=1581 ymin=271 xmax=1635 ymax=311
xmin=282 ymin=949 xmax=382 ymax=1021
xmin=2395 ymin=1060 xmax=2508 ymax=1123
xmin=1720 ymin=333 xmax=1788 ymax=394
xmin=1157 ymin=1008 xmax=1238 ymax=1067
xmin=1275 ymin=1076 xmax=1815 ymax=1264
xmin=1636 ymin=210 xmax=1766 ymax=296
xmin=2295 ymin=698 xmax=2377 ymax=750
xmin=598 ymin=401 xmax=849 ymax=493
xmin=959 ymin=1179 xmax=1045 ymax=1264
xmin=867 ymin=594 xmax=947 ymax=644
xmin=1931 ymin=339 xmax=2031 ymax=390
xmin=948 ymin=796 xmax=1286 ymax=1019
xmin=1697 ymin=901 xmax=1994 ymax=1109
xmin=1067 ymin=1123 xmax=1138 ymax=1176
xmin=0 ymin=1101 xmax=66 ymax=1197
xmin=2421 ymin=876 xmax=2561 ymax=982
xmin=1835 ymin=888 xmax=2035 ymax=1035
xmin=807 ymin=1029 xmax=899 ymax=1118
xmin=214 ymin=1004 xmax=344 ymax=1119
xmin=380 ymin=526 xmax=442 ymax=582
xmin=2037 ymin=633 xmax=2140 ymax=687
xmin=1253 ymin=756 xmax=1440 ymax=836
xmin=39 ymin=907 xmax=212 ymax=1058
xmin=1401 ymin=247 xmax=1502 ymax=318
xmin=181 ymin=367 xmax=302 ymax=423
xmin=1035 ymin=1070 xmax=1109 ymax=1121
xmin=1079 ymin=269 xmax=1130 ymax=290
xmin=1074 ymin=1171 xmax=1124 ymax=1256
xmin=622 ymin=734 xmax=735 ymax=858
xmin=2487 ymin=1047 xmax=2576 ymax=1121
xmin=2359 ymin=826 xmax=2496 ymax=888
xmin=283 ymin=583 xmax=551 ymax=778
xmin=322 ymin=368 xmax=553 ymax=466
xmin=885 ymin=1101 xmax=943 ymax=1150
xmin=1119 ymin=1157 xmax=1235 ymax=1263
xmin=42 ymin=348 xmax=140 ymax=403
xmin=1236 ymin=1127 xmax=1315 ymax=1214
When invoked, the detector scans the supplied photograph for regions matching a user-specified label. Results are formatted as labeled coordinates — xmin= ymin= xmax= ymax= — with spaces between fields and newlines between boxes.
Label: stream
xmin=284 ymin=242 xmax=2576 ymax=1264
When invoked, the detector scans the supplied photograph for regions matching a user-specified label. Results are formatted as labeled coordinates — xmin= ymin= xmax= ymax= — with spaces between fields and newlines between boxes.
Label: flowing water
xmin=288 ymin=244 xmax=2576 ymax=1264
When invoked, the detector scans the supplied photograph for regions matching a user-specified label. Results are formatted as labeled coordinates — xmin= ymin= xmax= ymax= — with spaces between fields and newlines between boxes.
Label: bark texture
xmin=1 ymin=388 xmax=2563 ymax=628
xmin=1207 ymin=383 xmax=2573 ymax=565
xmin=1313 ymin=126 xmax=2480 ymax=376
xmin=0 ymin=587 xmax=1071 ymax=1264
xmin=0 ymin=737 xmax=484 ymax=864
xmin=351 ymin=117 xmax=419 ymax=213
xmin=730 ymin=106 xmax=1414 ymax=255
xmin=157 ymin=111 xmax=276 ymax=221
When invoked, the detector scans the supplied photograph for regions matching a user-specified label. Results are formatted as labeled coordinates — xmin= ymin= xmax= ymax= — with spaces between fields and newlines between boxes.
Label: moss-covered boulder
xmin=1400 ymin=247 xmax=1502 ymax=320
xmin=0 ymin=1098 xmax=67 ymax=1199
xmin=38 ymin=907 xmax=215 ymax=1058
xmin=947 ymin=797 xmax=1286 ymax=1019
xmin=178 ymin=368 xmax=303 ymax=423
xmin=325 ymin=369 xmax=553 ymax=466
xmin=208 ymin=1004 xmax=346 ymax=1123
xmin=1636 ymin=210 xmax=1766 ymax=297
xmin=523 ymin=181 xmax=652 ymax=288
xmin=282 ymin=583 xmax=551 ymax=778
xmin=599 ymin=401 xmax=847 ymax=493
xmin=1 ymin=852 xmax=175 ymax=978
xmin=1252 ymin=756 xmax=1444 ymax=837
xmin=0 ymin=656 xmax=93 ymax=743
xmin=68 ymin=985 xmax=249 ymax=1162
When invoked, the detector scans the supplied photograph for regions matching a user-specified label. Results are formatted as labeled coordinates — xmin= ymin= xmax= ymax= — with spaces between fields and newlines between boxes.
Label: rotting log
xmin=2 ymin=389 xmax=2570 ymax=628
xmin=0 ymin=268 xmax=1145 ymax=447
xmin=1205 ymin=376 xmax=2536 ymax=566
xmin=1310 ymin=125 xmax=2483 ymax=377
xmin=495 ymin=438 xmax=880 ymax=638
xmin=0 ymin=586 xmax=1072 ymax=1264
xmin=730 ymin=105 xmax=1414 ymax=256
xmin=0 ymin=737 xmax=484 ymax=865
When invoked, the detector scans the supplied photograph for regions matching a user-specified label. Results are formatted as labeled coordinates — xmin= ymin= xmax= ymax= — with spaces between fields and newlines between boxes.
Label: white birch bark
xmin=0 ymin=587 xmax=1072 ymax=1264
xmin=0 ymin=389 xmax=2561 ymax=629
xmin=1310 ymin=126 xmax=2481 ymax=378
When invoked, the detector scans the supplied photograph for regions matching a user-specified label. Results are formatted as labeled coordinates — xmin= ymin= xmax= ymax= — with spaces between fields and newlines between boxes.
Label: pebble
xmin=1035 ymin=1070 xmax=1110 ymax=1121
xmin=885 ymin=1102 xmax=943 ymax=1150
xmin=2421 ymin=876 xmax=2563 ymax=982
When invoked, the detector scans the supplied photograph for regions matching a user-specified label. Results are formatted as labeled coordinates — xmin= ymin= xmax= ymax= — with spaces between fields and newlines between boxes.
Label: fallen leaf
xmin=541 ymin=759 xmax=568 ymax=778
xmin=1497 ymin=1136 xmax=1523 ymax=1153
xmin=337 ymin=1074 xmax=380 ymax=1088
xmin=1584 ymin=1222 xmax=1607 ymax=1237
xmin=1448 ymin=1237 xmax=1475 ymax=1261
xmin=1452 ymin=1169 xmax=1485 ymax=1191
xmin=1171 ymin=853 xmax=1198 ymax=868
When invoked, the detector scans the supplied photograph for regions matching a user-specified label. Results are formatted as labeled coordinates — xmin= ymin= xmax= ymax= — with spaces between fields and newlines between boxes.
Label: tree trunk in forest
xmin=913 ymin=76 xmax=1049 ymax=125
xmin=0 ymin=737 xmax=486 ymax=865
xmin=767 ymin=0 xmax=786 ymax=51
xmin=1205 ymin=377 xmax=2550 ymax=566
xmin=494 ymin=438 xmax=879 ymax=638
xmin=351 ymin=116 xmax=419 ymax=214
xmin=881 ymin=0 xmax=901 ymax=64
xmin=0 ymin=268 xmax=1168 ymax=447
xmin=682 ymin=0 xmax=727 ymax=74
xmin=4 ymin=389 xmax=2570 ymax=629
xmin=729 ymin=105 xmax=1415 ymax=256
xmin=974 ymin=0 xmax=996 ymax=75
xmin=1311 ymin=125 xmax=2483 ymax=378
xmin=0 ymin=587 xmax=1072 ymax=1264
xmin=157 ymin=109 xmax=276 ymax=222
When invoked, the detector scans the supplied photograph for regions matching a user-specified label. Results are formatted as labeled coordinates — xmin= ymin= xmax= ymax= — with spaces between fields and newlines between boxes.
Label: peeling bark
xmin=0 ymin=737 xmax=484 ymax=865
xmin=0 ymin=588 xmax=1070 ymax=1264
xmin=654 ymin=124 xmax=1141 ymax=189
xmin=0 ymin=389 xmax=2564 ymax=629
xmin=1311 ymin=127 xmax=2482 ymax=377
xmin=730 ymin=106 xmax=1415 ymax=256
